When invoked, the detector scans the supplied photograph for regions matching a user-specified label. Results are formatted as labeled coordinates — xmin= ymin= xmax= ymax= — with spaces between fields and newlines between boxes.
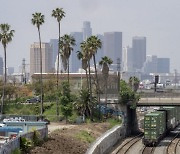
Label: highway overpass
xmin=137 ymin=97 xmax=180 ymax=106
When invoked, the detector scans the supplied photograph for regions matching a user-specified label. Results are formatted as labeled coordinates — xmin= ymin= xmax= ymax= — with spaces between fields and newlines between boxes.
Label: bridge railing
xmin=139 ymin=92 xmax=180 ymax=98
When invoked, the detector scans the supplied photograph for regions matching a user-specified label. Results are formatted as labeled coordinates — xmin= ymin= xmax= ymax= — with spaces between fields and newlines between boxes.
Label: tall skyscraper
xmin=123 ymin=46 xmax=133 ymax=72
xmin=30 ymin=42 xmax=53 ymax=77
xmin=50 ymin=39 xmax=58 ymax=70
xmin=82 ymin=21 xmax=92 ymax=40
xmin=103 ymin=32 xmax=122 ymax=70
xmin=157 ymin=58 xmax=170 ymax=73
xmin=132 ymin=36 xmax=146 ymax=71
xmin=0 ymin=56 xmax=3 ymax=75
xmin=96 ymin=34 xmax=104 ymax=63
xmin=7 ymin=67 xmax=14 ymax=75
xmin=69 ymin=32 xmax=83 ymax=73
xmin=142 ymin=55 xmax=158 ymax=74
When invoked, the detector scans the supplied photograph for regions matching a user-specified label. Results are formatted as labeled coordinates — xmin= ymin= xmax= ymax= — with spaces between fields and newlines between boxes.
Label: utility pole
xmin=117 ymin=58 xmax=121 ymax=103
xmin=22 ymin=58 xmax=26 ymax=84
xmin=174 ymin=69 xmax=177 ymax=89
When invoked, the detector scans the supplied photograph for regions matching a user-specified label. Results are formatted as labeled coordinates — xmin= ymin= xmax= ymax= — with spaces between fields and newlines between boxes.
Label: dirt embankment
xmin=29 ymin=122 xmax=110 ymax=154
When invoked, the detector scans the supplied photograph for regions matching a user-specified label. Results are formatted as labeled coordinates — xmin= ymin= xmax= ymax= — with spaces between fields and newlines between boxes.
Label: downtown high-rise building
xmin=30 ymin=42 xmax=53 ymax=77
xmin=132 ymin=36 xmax=146 ymax=71
xmin=142 ymin=55 xmax=158 ymax=74
xmin=96 ymin=34 xmax=104 ymax=63
xmin=157 ymin=58 xmax=170 ymax=73
xmin=69 ymin=32 xmax=83 ymax=73
xmin=123 ymin=46 xmax=133 ymax=72
xmin=103 ymin=32 xmax=122 ymax=70
xmin=82 ymin=21 xmax=92 ymax=40
xmin=50 ymin=39 xmax=58 ymax=70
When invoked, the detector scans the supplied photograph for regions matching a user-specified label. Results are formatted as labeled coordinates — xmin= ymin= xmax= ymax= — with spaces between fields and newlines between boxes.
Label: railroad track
xmin=142 ymin=146 xmax=155 ymax=154
xmin=166 ymin=133 xmax=180 ymax=154
xmin=115 ymin=133 xmax=143 ymax=154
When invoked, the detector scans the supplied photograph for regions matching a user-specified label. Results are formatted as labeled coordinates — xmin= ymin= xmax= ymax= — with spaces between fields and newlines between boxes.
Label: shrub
xmin=107 ymin=118 xmax=122 ymax=129
xmin=32 ymin=130 xmax=42 ymax=146
xmin=75 ymin=130 xmax=95 ymax=143
xmin=12 ymin=148 xmax=21 ymax=154
xmin=20 ymin=137 xmax=32 ymax=153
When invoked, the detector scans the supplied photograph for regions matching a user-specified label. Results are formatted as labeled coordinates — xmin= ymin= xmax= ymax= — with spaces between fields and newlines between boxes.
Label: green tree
xmin=74 ymin=88 xmax=91 ymax=118
xmin=99 ymin=56 xmax=113 ymax=104
xmin=77 ymin=50 xmax=89 ymax=90
xmin=0 ymin=24 xmax=15 ymax=84
xmin=129 ymin=76 xmax=140 ymax=92
xmin=60 ymin=34 xmax=75 ymax=84
xmin=80 ymin=40 xmax=93 ymax=105
xmin=60 ymin=82 xmax=72 ymax=122
xmin=87 ymin=36 xmax=102 ymax=103
xmin=42 ymin=78 xmax=56 ymax=102
xmin=52 ymin=8 xmax=65 ymax=116
xmin=120 ymin=79 xmax=140 ymax=109
xmin=0 ymin=24 xmax=15 ymax=114
xmin=31 ymin=12 xmax=45 ymax=115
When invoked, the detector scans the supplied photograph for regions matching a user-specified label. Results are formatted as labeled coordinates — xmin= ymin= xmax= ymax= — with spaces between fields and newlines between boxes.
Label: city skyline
xmin=0 ymin=0 xmax=180 ymax=72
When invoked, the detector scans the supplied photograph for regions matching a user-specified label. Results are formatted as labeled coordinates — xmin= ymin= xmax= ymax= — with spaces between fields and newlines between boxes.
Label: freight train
xmin=143 ymin=106 xmax=180 ymax=146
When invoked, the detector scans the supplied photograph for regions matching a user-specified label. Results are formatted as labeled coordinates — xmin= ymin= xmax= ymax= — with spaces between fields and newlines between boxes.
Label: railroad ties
xmin=113 ymin=133 xmax=143 ymax=154
xmin=142 ymin=146 xmax=155 ymax=154
xmin=166 ymin=132 xmax=180 ymax=154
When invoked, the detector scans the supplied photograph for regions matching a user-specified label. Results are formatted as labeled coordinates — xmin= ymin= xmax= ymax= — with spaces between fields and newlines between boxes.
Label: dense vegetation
xmin=0 ymin=7 xmax=140 ymax=123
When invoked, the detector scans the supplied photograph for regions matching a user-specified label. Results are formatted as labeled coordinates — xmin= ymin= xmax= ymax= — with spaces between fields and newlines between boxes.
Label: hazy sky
xmin=0 ymin=0 xmax=180 ymax=72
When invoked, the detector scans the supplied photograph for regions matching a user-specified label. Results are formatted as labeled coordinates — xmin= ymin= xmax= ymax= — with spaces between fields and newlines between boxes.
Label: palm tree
xmin=52 ymin=8 xmax=65 ymax=116
xmin=87 ymin=36 xmax=102 ymax=102
xmin=60 ymin=34 xmax=75 ymax=84
xmin=74 ymin=88 xmax=91 ymax=118
xmin=99 ymin=56 xmax=113 ymax=105
xmin=0 ymin=24 xmax=15 ymax=84
xmin=77 ymin=51 xmax=89 ymax=88
xmin=80 ymin=41 xmax=92 ymax=100
xmin=31 ymin=12 xmax=45 ymax=115
xmin=0 ymin=24 xmax=15 ymax=114
xmin=52 ymin=8 xmax=65 ymax=87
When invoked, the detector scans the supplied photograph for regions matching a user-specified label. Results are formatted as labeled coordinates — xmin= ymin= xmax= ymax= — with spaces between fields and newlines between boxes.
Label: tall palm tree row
xmin=99 ymin=56 xmax=113 ymax=104
xmin=80 ymin=40 xmax=92 ymax=101
xmin=52 ymin=8 xmax=65 ymax=87
xmin=52 ymin=8 xmax=65 ymax=116
xmin=77 ymin=50 xmax=89 ymax=89
xmin=0 ymin=24 xmax=15 ymax=114
xmin=31 ymin=12 xmax=45 ymax=115
xmin=0 ymin=24 xmax=15 ymax=84
xmin=60 ymin=34 xmax=75 ymax=84
xmin=86 ymin=36 xmax=102 ymax=102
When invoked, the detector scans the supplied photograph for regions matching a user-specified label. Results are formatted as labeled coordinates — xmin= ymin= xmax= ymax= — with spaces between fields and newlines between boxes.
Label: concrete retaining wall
xmin=0 ymin=137 xmax=20 ymax=154
xmin=21 ymin=126 xmax=48 ymax=140
xmin=0 ymin=127 xmax=48 ymax=154
xmin=86 ymin=125 xmax=125 ymax=154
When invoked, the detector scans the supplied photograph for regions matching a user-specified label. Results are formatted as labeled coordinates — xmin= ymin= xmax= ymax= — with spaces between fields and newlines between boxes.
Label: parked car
xmin=26 ymin=97 xmax=40 ymax=103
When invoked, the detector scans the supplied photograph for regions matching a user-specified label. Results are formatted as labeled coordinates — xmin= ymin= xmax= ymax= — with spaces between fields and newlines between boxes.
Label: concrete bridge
xmin=137 ymin=97 xmax=180 ymax=106
xmin=138 ymin=91 xmax=180 ymax=106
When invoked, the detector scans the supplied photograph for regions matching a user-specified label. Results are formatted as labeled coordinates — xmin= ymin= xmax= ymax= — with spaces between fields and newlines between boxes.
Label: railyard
xmin=110 ymin=106 xmax=180 ymax=154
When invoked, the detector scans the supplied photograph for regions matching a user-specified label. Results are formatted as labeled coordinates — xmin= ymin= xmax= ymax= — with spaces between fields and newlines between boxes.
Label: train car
xmin=162 ymin=107 xmax=176 ymax=129
xmin=143 ymin=106 xmax=179 ymax=146
xmin=143 ymin=111 xmax=166 ymax=146
xmin=177 ymin=106 xmax=180 ymax=124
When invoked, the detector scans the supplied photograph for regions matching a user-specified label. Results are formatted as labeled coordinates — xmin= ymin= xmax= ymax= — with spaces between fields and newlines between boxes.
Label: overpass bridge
xmin=101 ymin=91 xmax=180 ymax=106
xmin=137 ymin=97 xmax=180 ymax=106
xmin=137 ymin=91 xmax=180 ymax=106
